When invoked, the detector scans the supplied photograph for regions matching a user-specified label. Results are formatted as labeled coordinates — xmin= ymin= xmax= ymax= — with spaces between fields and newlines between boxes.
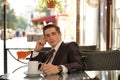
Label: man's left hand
xmin=40 ymin=63 xmax=60 ymax=75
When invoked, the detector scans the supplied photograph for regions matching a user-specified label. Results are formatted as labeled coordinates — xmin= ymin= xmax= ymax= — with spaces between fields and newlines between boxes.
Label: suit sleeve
xmin=63 ymin=42 xmax=84 ymax=73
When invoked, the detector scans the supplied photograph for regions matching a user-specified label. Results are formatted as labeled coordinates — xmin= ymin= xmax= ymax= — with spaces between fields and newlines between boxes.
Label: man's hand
xmin=40 ymin=63 xmax=60 ymax=75
xmin=34 ymin=38 xmax=46 ymax=52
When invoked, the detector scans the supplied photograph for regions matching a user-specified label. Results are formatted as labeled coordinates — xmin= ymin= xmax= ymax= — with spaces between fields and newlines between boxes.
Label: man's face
xmin=44 ymin=27 xmax=61 ymax=48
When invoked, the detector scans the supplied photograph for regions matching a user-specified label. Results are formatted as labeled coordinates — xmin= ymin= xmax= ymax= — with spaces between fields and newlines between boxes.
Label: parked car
xmin=1 ymin=29 xmax=15 ymax=40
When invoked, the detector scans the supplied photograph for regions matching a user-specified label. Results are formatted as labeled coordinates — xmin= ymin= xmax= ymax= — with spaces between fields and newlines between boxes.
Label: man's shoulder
xmin=63 ymin=41 xmax=78 ymax=47
xmin=64 ymin=41 xmax=78 ymax=45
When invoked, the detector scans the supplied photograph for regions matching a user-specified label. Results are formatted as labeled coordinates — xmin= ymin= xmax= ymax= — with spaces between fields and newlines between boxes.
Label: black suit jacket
xmin=31 ymin=42 xmax=84 ymax=73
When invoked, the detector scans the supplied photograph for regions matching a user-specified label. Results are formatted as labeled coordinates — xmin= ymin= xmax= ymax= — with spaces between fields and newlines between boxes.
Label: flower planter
xmin=17 ymin=51 xmax=31 ymax=60
xmin=46 ymin=1 xmax=56 ymax=8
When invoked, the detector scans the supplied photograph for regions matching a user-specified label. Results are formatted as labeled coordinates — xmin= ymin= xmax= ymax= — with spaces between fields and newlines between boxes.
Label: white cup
xmin=28 ymin=61 xmax=39 ymax=73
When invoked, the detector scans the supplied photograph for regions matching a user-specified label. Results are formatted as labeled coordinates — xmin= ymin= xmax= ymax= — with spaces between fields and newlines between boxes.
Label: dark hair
xmin=43 ymin=24 xmax=61 ymax=35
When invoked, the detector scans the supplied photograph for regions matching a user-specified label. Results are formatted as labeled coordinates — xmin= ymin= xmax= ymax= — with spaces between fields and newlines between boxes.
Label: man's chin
xmin=50 ymin=44 xmax=56 ymax=48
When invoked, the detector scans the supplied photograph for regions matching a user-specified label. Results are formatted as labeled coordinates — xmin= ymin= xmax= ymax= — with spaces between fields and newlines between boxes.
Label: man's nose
xmin=49 ymin=35 xmax=54 ymax=39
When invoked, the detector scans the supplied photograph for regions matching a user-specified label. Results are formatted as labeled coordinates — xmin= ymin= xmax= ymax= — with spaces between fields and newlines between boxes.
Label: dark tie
xmin=46 ymin=49 xmax=55 ymax=63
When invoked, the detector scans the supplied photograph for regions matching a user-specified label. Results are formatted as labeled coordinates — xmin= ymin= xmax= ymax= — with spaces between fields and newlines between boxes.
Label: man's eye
xmin=46 ymin=35 xmax=50 ymax=37
xmin=52 ymin=32 xmax=56 ymax=36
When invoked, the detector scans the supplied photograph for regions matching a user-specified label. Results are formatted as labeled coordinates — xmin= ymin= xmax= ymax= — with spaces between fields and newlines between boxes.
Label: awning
xmin=32 ymin=15 xmax=56 ymax=23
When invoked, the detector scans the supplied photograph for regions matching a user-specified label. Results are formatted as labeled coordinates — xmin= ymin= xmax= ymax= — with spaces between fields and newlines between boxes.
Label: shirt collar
xmin=53 ymin=40 xmax=62 ymax=51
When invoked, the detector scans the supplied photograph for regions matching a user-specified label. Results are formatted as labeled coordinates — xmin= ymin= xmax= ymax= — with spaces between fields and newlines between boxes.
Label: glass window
xmin=112 ymin=0 xmax=120 ymax=50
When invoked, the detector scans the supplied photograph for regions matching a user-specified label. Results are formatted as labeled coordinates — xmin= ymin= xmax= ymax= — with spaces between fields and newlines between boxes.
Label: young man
xmin=31 ymin=24 xmax=84 ymax=75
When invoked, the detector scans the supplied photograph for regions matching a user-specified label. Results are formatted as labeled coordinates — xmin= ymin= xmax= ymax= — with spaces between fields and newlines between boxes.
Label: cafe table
xmin=1 ymin=65 xmax=120 ymax=80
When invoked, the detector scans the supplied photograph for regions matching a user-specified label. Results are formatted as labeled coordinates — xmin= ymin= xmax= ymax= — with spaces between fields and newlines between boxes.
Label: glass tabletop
xmin=1 ymin=68 xmax=120 ymax=80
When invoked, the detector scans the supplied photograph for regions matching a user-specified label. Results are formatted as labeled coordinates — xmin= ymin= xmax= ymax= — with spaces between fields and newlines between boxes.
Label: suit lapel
xmin=52 ymin=42 xmax=67 ymax=64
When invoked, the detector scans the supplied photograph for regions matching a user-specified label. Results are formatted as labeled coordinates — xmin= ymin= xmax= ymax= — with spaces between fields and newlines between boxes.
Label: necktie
xmin=46 ymin=49 xmax=55 ymax=63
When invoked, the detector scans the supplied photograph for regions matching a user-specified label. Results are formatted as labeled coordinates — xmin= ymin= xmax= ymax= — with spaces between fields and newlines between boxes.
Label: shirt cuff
xmin=32 ymin=51 xmax=39 ymax=58
xmin=61 ymin=65 xmax=68 ymax=73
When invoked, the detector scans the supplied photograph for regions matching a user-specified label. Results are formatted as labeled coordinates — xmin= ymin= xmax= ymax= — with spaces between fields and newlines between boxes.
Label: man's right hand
xmin=34 ymin=38 xmax=46 ymax=52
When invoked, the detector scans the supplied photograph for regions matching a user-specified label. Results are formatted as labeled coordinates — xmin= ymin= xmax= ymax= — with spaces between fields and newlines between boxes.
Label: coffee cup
xmin=28 ymin=61 xmax=40 ymax=73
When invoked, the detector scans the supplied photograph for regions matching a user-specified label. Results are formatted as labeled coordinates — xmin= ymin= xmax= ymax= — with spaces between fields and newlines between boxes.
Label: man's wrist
xmin=58 ymin=65 xmax=63 ymax=73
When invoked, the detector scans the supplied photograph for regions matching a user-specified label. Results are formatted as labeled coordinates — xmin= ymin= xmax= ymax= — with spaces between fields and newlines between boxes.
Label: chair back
xmin=83 ymin=50 xmax=120 ymax=70
xmin=79 ymin=45 xmax=97 ymax=52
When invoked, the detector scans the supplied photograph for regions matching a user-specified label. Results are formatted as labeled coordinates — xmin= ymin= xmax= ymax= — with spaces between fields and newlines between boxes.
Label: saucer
xmin=24 ymin=71 xmax=42 ymax=77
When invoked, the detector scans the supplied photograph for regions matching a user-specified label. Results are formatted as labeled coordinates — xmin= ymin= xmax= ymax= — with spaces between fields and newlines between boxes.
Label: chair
xmin=82 ymin=50 xmax=120 ymax=70
xmin=79 ymin=45 xmax=97 ymax=52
